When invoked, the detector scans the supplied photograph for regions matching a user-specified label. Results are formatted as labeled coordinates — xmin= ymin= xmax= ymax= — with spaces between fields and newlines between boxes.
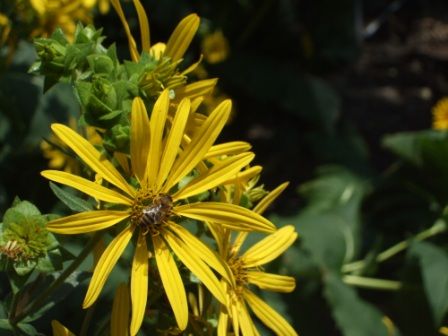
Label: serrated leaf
xmin=324 ymin=272 xmax=390 ymax=336
xmin=49 ymin=182 xmax=93 ymax=212
xmin=410 ymin=241 xmax=448 ymax=326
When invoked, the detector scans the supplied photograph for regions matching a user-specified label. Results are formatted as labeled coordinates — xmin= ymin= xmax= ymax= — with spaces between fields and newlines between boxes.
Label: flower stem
xmin=342 ymin=275 xmax=402 ymax=291
xmin=11 ymin=232 xmax=101 ymax=324
xmin=342 ymin=219 xmax=446 ymax=273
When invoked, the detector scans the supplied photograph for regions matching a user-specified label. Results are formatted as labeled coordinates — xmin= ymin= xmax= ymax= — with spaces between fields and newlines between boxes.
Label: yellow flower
xmin=110 ymin=0 xmax=216 ymax=102
xmin=30 ymin=0 xmax=95 ymax=40
xmin=42 ymin=91 xmax=275 ymax=334
xmin=432 ymin=97 xmax=448 ymax=130
xmin=441 ymin=326 xmax=448 ymax=336
xmin=0 ymin=13 xmax=11 ymax=46
xmin=201 ymin=30 xmax=229 ymax=64
xmin=212 ymin=183 xmax=298 ymax=336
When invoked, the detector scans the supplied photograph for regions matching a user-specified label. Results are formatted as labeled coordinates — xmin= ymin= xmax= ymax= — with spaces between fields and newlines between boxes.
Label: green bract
xmin=0 ymin=199 xmax=61 ymax=275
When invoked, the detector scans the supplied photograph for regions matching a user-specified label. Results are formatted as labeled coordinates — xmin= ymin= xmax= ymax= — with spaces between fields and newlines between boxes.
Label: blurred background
xmin=2 ymin=0 xmax=448 ymax=335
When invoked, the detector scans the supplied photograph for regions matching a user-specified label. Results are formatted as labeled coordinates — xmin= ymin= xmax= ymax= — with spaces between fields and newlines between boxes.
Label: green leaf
xmin=17 ymin=322 xmax=38 ymax=335
xmin=271 ymin=165 xmax=367 ymax=269
xmin=0 ymin=319 xmax=13 ymax=331
xmin=323 ymin=272 xmax=390 ymax=336
xmin=410 ymin=241 xmax=448 ymax=326
xmin=49 ymin=182 xmax=93 ymax=212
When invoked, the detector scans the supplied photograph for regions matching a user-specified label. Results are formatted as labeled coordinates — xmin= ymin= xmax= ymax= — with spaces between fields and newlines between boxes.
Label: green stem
xmin=342 ymin=219 xmax=446 ymax=273
xmin=342 ymin=275 xmax=402 ymax=291
xmin=11 ymin=233 xmax=101 ymax=324
xmin=80 ymin=304 xmax=96 ymax=336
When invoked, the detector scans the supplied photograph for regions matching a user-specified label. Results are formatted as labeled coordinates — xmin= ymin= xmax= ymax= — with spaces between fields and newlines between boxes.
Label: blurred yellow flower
xmin=0 ymin=13 xmax=11 ymax=46
xmin=432 ymin=97 xmax=448 ymax=130
xmin=440 ymin=326 xmax=448 ymax=336
xmin=201 ymin=30 xmax=229 ymax=64
xmin=51 ymin=320 xmax=75 ymax=336
xmin=30 ymin=0 xmax=95 ymax=39
xmin=41 ymin=117 xmax=101 ymax=174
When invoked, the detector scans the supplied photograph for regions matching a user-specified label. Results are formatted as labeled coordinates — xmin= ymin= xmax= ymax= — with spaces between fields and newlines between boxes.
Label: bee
xmin=140 ymin=194 xmax=173 ymax=235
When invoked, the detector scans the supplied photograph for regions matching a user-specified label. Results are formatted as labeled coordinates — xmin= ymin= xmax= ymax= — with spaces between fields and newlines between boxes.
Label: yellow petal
xmin=218 ymin=309 xmax=229 ymax=336
xmin=231 ymin=299 xmax=241 ymax=336
xmin=191 ymin=97 xmax=204 ymax=113
xmin=51 ymin=320 xmax=75 ymax=336
xmin=254 ymin=182 xmax=289 ymax=215
xmin=173 ymin=152 xmax=254 ymax=201
xmin=47 ymin=211 xmax=130 ymax=234
xmin=30 ymin=0 xmax=45 ymax=15
xmin=146 ymin=90 xmax=169 ymax=189
xmin=149 ymin=42 xmax=165 ymax=60
xmin=41 ymin=170 xmax=132 ymax=206
xmin=110 ymin=0 xmax=139 ymax=61
xmin=51 ymin=124 xmax=135 ymax=198
xmin=164 ymin=100 xmax=231 ymax=191
xmin=165 ymin=13 xmax=200 ymax=62
xmin=242 ymin=225 xmax=297 ymax=268
xmin=114 ymin=152 xmax=131 ymax=176
xmin=164 ymin=230 xmax=226 ymax=304
xmin=247 ymin=271 xmax=296 ymax=293
xmin=244 ymin=289 xmax=297 ymax=336
xmin=92 ymin=238 xmax=106 ymax=271
xmin=83 ymin=227 xmax=134 ymax=308
xmin=152 ymin=235 xmax=188 ymax=330
xmin=221 ymin=165 xmax=263 ymax=186
xmin=130 ymin=97 xmax=150 ymax=182
xmin=168 ymin=222 xmax=231 ymax=282
xmin=239 ymin=302 xmax=257 ymax=336
xmin=132 ymin=0 xmax=150 ymax=52
xmin=157 ymin=98 xmax=190 ymax=187
xmin=175 ymin=78 xmax=217 ymax=101
xmin=130 ymin=234 xmax=149 ymax=336
xmin=205 ymin=141 xmax=252 ymax=159
xmin=181 ymin=54 xmax=203 ymax=76
xmin=111 ymin=283 xmax=130 ymax=336
xmin=175 ymin=202 xmax=275 ymax=233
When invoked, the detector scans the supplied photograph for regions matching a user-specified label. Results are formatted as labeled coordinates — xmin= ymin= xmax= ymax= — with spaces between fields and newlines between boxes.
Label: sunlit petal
xmin=83 ymin=226 xmax=134 ymax=308
xmin=47 ymin=211 xmax=130 ymax=234
xmin=111 ymin=283 xmax=130 ymax=336
xmin=165 ymin=13 xmax=200 ymax=62
xmin=51 ymin=124 xmax=135 ymax=198
xmin=247 ymin=271 xmax=296 ymax=293
xmin=173 ymin=152 xmax=254 ymax=201
xmin=175 ymin=202 xmax=275 ymax=233
xmin=164 ymin=100 xmax=231 ymax=191
xmin=168 ymin=222 xmax=231 ymax=281
xmin=157 ymin=98 xmax=190 ymax=187
xmin=130 ymin=97 xmax=151 ymax=182
xmin=164 ymin=230 xmax=226 ymax=304
xmin=130 ymin=234 xmax=149 ymax=336
xmin=110 ymin=0 xmax=139 ymax=61
xmin=41 ymin=170 xmax=132 ymax=206
xmin=181 ymin=54 xmax=203 ymax=76
xmin=205 ymin=141 xmax=252 ymax=159
xmin=242 ymin=225 xmax=297 ymax=267
xmin=244 ymin=289 xmax=297 ymax=336
xmin=152 ymin=235 xmax=188 ymax=330
xmin=51 ymin=320 xmax=75 ymax=336
xmin=254 ymin=182 xmax=289 ymax=215
xmin=146 ymin=90 xmax=169 ymax=189
xmin=132 ymin=0 xmax=150 ymax=52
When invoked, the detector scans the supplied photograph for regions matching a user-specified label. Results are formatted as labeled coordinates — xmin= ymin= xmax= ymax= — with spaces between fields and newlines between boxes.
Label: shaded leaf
xmin=49 ymin=182 xmax=93 ymax=212
xmin=410 ymin=241 xmax=448 ymax=326
xmin=323 ymin=272 xmax=389 ymax=336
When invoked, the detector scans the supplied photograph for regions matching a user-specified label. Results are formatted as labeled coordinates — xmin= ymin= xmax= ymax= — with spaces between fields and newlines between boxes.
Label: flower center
xmin=131 ymin=191 xmax=173 ymax=236
xmin=228 ymin=256 xmax=248 ymax=293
